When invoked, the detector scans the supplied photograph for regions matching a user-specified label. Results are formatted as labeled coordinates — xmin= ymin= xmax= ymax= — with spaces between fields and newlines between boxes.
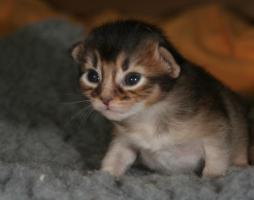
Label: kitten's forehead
xmin=85 ymin=21 xmax=162 ymax=61
xmin=84 ymin=40 xmax=158 ymax=71
xmin=73 ymin=20 xmax=185 ymax=71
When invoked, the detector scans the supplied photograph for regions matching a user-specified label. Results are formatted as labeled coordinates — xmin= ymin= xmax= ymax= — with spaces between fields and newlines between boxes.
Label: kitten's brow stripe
xmin=122 ymin=58 xmax=130 ymax=71
xmin=92 ymin=52 xmax=98 ymax=68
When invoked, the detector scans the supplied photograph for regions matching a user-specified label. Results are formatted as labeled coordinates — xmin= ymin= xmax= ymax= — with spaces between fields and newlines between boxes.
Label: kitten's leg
xmin=232 ymin=140 xmax=248 ymax=167
xmin=232 ymin=126 xmax=249 ymax=167
xmin=249 ymin=145 xmax=254 ymax=165
xmin=202 ymin=138 xmax=230 ymax=178
xmin=101 ymin=138 xmax=137 ymax=177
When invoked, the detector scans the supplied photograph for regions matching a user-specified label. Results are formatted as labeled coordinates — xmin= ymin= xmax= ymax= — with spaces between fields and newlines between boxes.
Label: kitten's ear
xmin=71 ymin=42 xmax=85 ymax=63
xmin=157 ymin=46 xmax=181 ymax=78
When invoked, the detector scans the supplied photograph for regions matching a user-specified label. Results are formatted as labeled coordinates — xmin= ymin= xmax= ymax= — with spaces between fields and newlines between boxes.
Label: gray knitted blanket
xmin=0 ymin=20 xmax=253 ymax=200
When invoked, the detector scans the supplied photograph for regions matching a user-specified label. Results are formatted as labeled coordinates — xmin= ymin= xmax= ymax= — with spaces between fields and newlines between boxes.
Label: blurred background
xmin=0 ymin=0 xmax=253 ymax=96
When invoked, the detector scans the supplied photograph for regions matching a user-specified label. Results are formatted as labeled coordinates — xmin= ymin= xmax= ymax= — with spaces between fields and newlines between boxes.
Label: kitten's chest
xmin=126 ymin=123 xmax=172 ymax=150
xmin=125 ymin=120 xmax=199 ymax=150
xmin=123 ymin=123 xmax=205 ymax=174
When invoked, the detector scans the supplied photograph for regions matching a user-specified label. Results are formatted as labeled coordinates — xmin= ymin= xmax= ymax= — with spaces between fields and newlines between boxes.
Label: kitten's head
xmin=71 ymin=20 xmax=184 ymax=121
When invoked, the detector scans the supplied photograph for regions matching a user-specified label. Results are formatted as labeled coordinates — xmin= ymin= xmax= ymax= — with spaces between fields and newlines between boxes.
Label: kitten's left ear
xmin=157 ymin=46 xmax=181 ymax=78
xmin=71 ymin=42 xmax=85 ymax=63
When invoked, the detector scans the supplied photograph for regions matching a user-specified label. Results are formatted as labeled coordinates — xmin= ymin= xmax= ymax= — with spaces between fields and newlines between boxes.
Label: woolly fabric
xmin=0 ymin=20 xmax=253 ymax=200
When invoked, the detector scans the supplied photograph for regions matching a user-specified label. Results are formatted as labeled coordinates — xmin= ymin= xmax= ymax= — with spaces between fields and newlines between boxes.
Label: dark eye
xmin=124 ymin=72 xmax=141 ymax=86
xmin=87 ymin=69 xmax=99 ymax=83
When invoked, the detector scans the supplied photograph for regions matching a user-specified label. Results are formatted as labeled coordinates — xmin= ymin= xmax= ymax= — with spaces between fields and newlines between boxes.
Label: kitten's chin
xmin=96 ymin=102 xmax=145 ymax=121
xmin=101 ymin=110 xmax=131 ymax=121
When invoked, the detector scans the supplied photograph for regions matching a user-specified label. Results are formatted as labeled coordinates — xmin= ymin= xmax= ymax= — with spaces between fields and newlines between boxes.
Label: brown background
xmin=45 ymin=0 xmax=254 ymax=19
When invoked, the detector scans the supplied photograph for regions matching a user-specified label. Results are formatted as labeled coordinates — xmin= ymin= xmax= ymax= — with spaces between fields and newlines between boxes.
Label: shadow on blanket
xmin=0 ymin=20 xmax=254 ymax=200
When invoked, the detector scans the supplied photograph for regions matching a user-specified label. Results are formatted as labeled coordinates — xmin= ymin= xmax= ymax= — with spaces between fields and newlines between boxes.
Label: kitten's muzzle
xmin=100 ymin=96 xmax=113 ymax=107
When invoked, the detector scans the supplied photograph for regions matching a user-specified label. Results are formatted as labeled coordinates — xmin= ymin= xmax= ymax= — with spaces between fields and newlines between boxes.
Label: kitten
xmin=71 ymin=20 xmax=250 ymax=177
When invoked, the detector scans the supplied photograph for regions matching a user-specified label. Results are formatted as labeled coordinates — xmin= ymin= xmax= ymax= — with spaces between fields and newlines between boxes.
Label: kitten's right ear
xmin=71 ymin=42 xmax=85 ymax=63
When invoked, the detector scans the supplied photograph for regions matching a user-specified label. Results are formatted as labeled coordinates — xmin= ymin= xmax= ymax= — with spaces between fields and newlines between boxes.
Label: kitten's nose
xmin=100 ymin=97 xmax=112 ymax=106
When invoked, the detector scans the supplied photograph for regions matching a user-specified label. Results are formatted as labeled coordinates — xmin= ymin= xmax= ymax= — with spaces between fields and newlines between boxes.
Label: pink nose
xmin=100 ymin=97 xmax=112 ymax=106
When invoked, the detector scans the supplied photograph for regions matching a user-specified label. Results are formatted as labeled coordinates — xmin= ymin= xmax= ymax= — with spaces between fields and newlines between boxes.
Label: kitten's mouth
xmin=93 ymin=101 xmax=144 ymax=121
xmin=102 ymin=107 xmax=124 ymax=114
xmin=98 ymin=107 xmax=129 ymax=121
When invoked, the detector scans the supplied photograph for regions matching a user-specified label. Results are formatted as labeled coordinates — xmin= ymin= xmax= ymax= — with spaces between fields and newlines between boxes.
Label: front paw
xmin=202 ymin=167 xmax=226 ymax=178
xmin=101 ymin=166 xmax=124 ymax=177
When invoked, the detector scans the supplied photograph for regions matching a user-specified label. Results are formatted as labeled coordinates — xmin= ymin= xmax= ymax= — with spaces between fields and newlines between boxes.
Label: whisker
xmin=61 ymin=100 xmax=91 ymax=105
xmin=81 ymin=108 xmax=94 ymax=124
xmin=70 ymin=109 xmax=87 ymax=122
xmin=75 ymin=106 xmax=95 ymax=130
xmin=66 ymin=105 xmax=92 ymax=125
xmin=62 ymin=91 xmax=83 ymax=97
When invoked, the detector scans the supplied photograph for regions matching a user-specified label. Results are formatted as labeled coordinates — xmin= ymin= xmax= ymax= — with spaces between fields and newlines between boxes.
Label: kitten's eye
xmin=87 ymin=69 xmax=100 ymax=83
xmin=124 ymin=72 xmax=141 ymax=86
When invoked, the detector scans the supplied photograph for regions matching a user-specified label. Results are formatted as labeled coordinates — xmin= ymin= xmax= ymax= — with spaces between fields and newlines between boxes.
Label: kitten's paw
xmin=202 ymin=167 xmax=226 ymax=178
xmin=100 ymin=166 xmax=123 ymax=177
xmin=233 ymin=156 xmax=249 ymax=167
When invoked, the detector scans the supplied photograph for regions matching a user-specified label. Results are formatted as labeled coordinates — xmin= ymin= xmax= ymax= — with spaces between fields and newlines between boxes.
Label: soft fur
xmin=71 ymin=20 xmax=250 ymax=177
